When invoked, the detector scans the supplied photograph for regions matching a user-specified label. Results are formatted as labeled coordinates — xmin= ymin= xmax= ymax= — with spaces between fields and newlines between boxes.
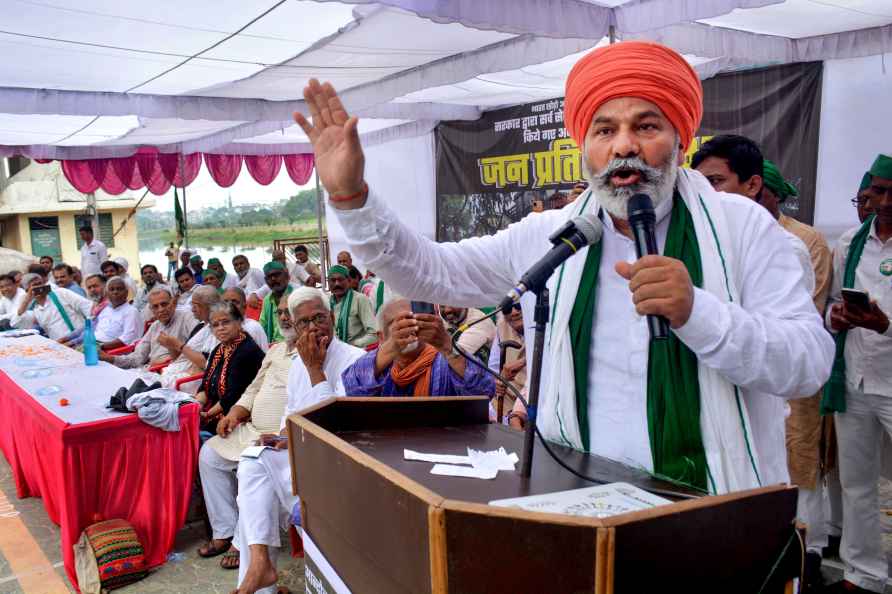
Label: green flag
xmin=174 ymin=188 xmax=186 ymax=244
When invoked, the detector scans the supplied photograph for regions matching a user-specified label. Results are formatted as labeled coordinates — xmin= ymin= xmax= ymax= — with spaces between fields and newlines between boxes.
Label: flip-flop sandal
xmin=197 ymin=539 xmax=231 ymax=558
xmin=220 ymin=549 xmax=240 ymax=570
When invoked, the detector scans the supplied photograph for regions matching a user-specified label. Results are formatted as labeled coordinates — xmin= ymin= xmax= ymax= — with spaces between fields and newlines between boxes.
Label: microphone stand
xmin=519 ymin=287 xmax=549 ymax=478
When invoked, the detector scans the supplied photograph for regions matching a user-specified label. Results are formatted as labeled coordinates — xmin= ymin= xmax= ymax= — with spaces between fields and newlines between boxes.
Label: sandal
xmin=220 ymin=548 xmax=240 ymax=570
xmin=197 ymin=538 xmax=232 ymax=558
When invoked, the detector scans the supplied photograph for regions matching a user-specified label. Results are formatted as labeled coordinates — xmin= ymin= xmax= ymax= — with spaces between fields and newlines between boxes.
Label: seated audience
xmin=488 ymin=303 xmax=527 ymax=422
xmin=155 ymin=286 xmax=222 ymax=389
xmin=233 ymin=254 xmax=268 ymax=309
xmin=196 ymin=301 xmax=296 ymax=570
xmin=336 ymin=250 xmax=352 ymax=267
xmin=292 ymin=245 xmax=320 ymax=286
xmin=100 ymin=287 xmax=197 ymax=369
xmin=347 ymin=265 xmax=362 ymax=291
xmin=327 ymin=264 xmax=377 ymax=348
xmin=230 ymin=287 xmax=364 ymax=594
xmin=51 ymin=264 xmax=86 ymax=297
xmin=358 ymin=270 xmax=389 ymax=314
xmin=204 ymin=270 xmax=224 ymax=292
xmin=92 ymin=277 xmax=142 ymax=350
xmin=222 ymin=287 xmax=269 ymax=352
xmin=39 ymin=256 xmax=55 ymax=284
xmin=0 ymin=273 xmax=27 ymax=329
xmin=196 ymin=302 xmax=265 ymax=433
xmin=342 ymin=299 xmax=494 ymax=397
xmin=134 ymin=264 xmax=168 ymax=321
xmin=258 ymin=262 xmax=295 ymax=344
xmin=13 ymin=273 xmax=92 ymax=341
xmin=175 ymin=267 xmax=197 ymax=311
xmin=207 ymin=258 xmax=238 ymax=290
xmin=113 ymin=256 xmax=138 ymax=297
xmin=60 ymin=273 xmax=110 ymax=347
xmin=27 ymin=262 xmax=50 ymax=285
xmin=71 ymin=267 xmax=83 ymax=287
xmin=190 ymin=254 xmax=205 ymax=284
xmin=440 ymin=305 xmax=496 ymax=361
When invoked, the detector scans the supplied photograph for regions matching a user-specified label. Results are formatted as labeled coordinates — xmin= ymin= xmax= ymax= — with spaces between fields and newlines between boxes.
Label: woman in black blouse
xmin=197 ymin=302 xmax=264 ymax=433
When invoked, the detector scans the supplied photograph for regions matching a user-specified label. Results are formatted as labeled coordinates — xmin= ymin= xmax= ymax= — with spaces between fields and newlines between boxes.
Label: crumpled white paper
xmin=404 ymin=447 xmax=518 ymax=480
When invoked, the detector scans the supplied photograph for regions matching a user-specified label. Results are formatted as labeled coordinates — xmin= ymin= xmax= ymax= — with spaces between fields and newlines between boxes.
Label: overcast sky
xmin=146 ymin=165 xmax=315 ymax=213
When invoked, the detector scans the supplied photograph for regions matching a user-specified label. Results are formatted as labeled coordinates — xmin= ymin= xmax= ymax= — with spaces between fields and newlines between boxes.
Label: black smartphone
xmin=410 ymin=301 xmax=436 ymax=315
xmin=32 ymin=284 xmax=50 ymax=297
xmin=841 ymin=288 xmax=870 ymax=310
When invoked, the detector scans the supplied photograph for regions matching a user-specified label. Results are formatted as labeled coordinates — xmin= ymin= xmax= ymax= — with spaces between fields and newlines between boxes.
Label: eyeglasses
xmin=294 ymin=313 xmax=329 ymax=330
xmin=851 ymin=197 xmax=870 ymax=207
xmin=210 ymin=318 xmax=238 ymax=329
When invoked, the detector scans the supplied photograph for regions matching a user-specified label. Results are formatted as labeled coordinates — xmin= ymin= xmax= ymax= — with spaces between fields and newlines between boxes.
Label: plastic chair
xmin=175 ymin=373 xmax=203 ymax=393
xmin=105 ymin=343 xmax=135 ymax=356
xmin=364 ymin=341 xmax=379 ymax=352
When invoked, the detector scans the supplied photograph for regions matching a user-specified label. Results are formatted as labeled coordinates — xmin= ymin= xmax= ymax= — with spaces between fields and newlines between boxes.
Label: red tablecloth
xmin=0 ymin=370 xmax=199 ymax=589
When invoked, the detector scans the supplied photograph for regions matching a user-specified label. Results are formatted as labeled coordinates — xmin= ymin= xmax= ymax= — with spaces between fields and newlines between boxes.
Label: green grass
xmin=141 ymin=220 xmax=323 ymax=245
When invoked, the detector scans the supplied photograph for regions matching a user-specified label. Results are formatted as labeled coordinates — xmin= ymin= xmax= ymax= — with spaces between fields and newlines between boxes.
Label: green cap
xmin=859 ymin=172 xmax=872 ymax=193
xmin=327 ymin=264 xmax=349 ymax=278
xmin=207 ymin=257 xmax=222 ymax=267
xmin=762 ymin=160 xmax=798 ymax=200
xmin=869 ymin=154 xmax=892 ymax=180
xmin=263 ymin=261 xmax=286 ymax=274
xmin=189 ymin=254 xmax=202 ymax=263
xmin=203 ymin=269 xmax=219 ymax=280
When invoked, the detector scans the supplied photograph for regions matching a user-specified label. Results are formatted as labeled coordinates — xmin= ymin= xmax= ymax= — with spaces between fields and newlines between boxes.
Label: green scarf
xmin=375 ymin=280 xmax=385 ymax=314
xmin=821 ymin=214 xmax=875 ymax=414
xmin=261 ymin=285 xmax=293 ymax=343
xmin=48 ymin=291 xmax=75 ymax=333
xmin=568 ymin=195 xmax=708 ymax=490
xmin=331 ymin=289 xmax=355 ymax=342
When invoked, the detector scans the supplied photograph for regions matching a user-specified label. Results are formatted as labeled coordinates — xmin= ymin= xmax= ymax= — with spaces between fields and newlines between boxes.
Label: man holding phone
xmin=13 ymin=273 xmax=92 ymax=341
xmin=824 ymin=154 xmax=892 ymax=594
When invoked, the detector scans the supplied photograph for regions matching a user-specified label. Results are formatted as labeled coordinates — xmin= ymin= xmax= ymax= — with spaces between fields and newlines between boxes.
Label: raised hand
xmin=294 ymin=79 xmax=366 ymax=207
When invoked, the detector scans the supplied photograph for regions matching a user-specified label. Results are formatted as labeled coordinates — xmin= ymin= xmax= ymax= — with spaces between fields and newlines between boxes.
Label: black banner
xmin=435 ymin=61 xmax=823 ymax=241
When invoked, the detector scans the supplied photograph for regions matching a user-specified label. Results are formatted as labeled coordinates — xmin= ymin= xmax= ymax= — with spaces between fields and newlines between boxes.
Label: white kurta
xmin=13 ymin=287 xmax=93 ymax=340
xmin=0 ymin=288 xmax=27 ymax=323
xmin=80 ymin=239 xmax=107 ymax=277
xmin=237 ymin=268 xmax=267 ymax=295
xmin=332 ymin=173 xmax=834 ymax=486
xmin=94 ymin=301 xmax=142 ymax=344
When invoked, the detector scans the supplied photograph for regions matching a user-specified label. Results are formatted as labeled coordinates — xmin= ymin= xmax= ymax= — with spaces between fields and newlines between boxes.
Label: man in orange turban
xmin=294 ymin=42 xmax=833 ymax=501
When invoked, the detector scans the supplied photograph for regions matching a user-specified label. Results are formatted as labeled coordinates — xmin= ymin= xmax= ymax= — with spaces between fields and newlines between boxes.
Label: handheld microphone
xmin=627 ymin=193 xmax=670 ymax=341
xmin=499 ymin=214 xmax=602 ymax=313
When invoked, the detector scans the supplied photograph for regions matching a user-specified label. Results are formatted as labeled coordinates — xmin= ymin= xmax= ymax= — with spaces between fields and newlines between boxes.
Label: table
xmin=0 ymin=334 xmax=199 ymax=590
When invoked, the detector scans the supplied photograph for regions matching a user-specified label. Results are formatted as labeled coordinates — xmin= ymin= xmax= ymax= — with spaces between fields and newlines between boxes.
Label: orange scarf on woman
xmin=390 ymin=344 xmax=438 ymax=396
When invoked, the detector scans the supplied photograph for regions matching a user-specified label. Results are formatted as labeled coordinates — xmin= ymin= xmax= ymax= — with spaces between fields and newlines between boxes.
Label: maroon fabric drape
xmin=245 ymin=154 xmax=283 ymax=186
xmin=284 ymin=153 xmax=315 ymax=185
xmin=204 ymin=153 xmax=243 ymax=188
xmin=0 ymin=371 xmax=199 ymax=590
xmin=56 ymin=152 xmax=312 ymax=196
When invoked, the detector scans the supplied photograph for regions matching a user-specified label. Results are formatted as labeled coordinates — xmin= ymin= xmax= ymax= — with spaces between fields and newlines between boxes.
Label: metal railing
xmin=272 ymin=235 xmax=331 ymax=284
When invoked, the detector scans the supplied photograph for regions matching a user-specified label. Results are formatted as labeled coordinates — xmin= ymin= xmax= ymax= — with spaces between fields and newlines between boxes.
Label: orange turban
xmin=564 ymin=41 xmax=703 ymax=151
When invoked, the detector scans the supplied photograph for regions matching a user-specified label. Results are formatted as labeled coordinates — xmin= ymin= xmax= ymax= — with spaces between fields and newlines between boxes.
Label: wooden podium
xmin=287 ymin=397 xmax=800 ymax=594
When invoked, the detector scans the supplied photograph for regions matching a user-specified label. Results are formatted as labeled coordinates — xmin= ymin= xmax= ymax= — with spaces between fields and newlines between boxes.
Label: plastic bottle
xmin=83 ymin=319 xmax=98 ymax=366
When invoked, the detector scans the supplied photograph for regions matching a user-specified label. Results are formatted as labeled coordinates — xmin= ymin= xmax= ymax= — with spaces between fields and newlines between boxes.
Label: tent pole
xmin=179 ymin=153 xmax=189 ymax=249
xmin=609 ymin=25 xmax=616 ymax=44
xmin=313 ymin=168 xmax=325 ymax=278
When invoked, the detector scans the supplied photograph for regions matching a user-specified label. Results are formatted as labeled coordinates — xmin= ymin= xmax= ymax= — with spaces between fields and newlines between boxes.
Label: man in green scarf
xmin=258 ymin=261 xmax=293 ymax=344
xmin=206 ymin=257 xmax=237 ymax=290
xmin=824 ymin=155 xmax=892 ymax=594
xmin=296 ymin=42 xmax=834 ymax=497
xmin=327 ymin=264 xmax=377 ymax=348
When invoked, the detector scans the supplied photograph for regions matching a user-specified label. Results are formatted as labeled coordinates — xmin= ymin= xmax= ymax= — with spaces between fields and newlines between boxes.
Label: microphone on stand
xmin=627 ymin=193 xmax=670 ymax=341
xmin=499 ymin=214 xmax=602 ymax=314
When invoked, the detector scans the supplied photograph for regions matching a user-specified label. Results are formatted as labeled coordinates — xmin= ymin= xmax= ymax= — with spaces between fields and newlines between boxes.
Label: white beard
xmin=280 ymin=327 xmax=297 ymax=342
xmin=583 ymin=143 xmax=679 ymax=220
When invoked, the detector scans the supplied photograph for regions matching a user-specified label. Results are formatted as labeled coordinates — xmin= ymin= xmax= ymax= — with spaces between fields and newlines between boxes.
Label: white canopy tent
xmin=0 ymin=0 xmax=888 ymax=252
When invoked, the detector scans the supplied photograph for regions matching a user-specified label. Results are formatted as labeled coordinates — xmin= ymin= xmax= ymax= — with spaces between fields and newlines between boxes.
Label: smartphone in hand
xmin=410 ymin=301 xmax=436 ymax=315
xmin=841 ymin=288 xmax=871 ymax=311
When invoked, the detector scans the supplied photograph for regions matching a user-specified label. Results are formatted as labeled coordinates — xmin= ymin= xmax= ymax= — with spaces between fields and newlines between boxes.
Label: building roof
xmin=0 ymin=161 xmax=156 ymax=216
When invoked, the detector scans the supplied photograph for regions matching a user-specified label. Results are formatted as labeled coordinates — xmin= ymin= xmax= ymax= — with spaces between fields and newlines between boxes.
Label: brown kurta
xmin=779 ymin=213 xmax=833 ymax=488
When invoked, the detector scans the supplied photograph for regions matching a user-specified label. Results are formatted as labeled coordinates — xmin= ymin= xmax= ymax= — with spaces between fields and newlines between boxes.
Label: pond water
xmin=138 ymin=236 xmax=273 ymax=279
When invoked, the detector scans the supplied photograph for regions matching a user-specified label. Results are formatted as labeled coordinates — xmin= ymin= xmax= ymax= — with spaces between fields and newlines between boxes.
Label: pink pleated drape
xmin=53 ymin=152 xmax=313 ymax=195
xmin=244 ymin=154 xmax=283 ymax=185
xmin=204 ymin=153 xmax=243 ymax=188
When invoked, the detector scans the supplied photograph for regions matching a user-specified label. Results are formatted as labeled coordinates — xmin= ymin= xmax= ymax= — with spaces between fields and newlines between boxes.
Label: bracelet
xmin=329 ymin=182 xmax=368 ymax=203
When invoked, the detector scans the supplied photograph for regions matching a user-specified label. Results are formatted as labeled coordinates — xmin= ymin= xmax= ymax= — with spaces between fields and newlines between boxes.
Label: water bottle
xmin=83 ymin=318 xmax=98 ymax=366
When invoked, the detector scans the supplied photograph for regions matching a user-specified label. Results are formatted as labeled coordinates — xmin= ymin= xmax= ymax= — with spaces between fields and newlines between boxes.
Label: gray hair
xmin=222 ymin=286 xmax=246 ymax=303
xmin=20 ymin=273 xmax=42 ymax=288
xmin=208 ymin=301 xmax=243 ymax=322
xmin=106 ymin=276 xmax=126 ymax=289
xmin=287 ymin=286 xmax=329 ymax=317
xmin=192 ymin=284 xmax=221 ymax=305
xmin=376 ymin=297 xmax=409 ymax=331
xmin=147 ymin=286 xmax=174 ymax=299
